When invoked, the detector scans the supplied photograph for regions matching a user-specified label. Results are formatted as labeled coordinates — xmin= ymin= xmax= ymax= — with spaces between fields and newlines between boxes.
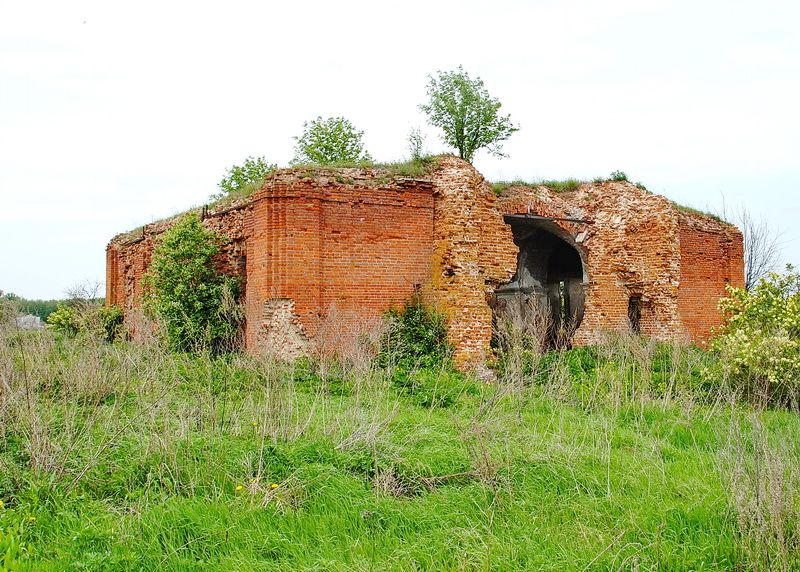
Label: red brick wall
xmin=244 ymin=174 xmax=435 ymax=353
xmin=106 ymin=158 xmax=744 ymax=364
xmin=105 ymin=201 xmax=252 ymax=331
xmin=107 ymin=171 xmax=435 ymax=355
xmin=677 ymin=213 xmax=744 ymax=344
xmin=429 ymin=157 xmax=691 ymax=364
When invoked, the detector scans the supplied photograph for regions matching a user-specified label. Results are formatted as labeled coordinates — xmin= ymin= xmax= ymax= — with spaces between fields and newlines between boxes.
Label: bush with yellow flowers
xmin=709 ymin=265 xmax=800 ymax=405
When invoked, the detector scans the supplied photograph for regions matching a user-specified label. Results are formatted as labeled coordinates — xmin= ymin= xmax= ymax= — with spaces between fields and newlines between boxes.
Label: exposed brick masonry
xmin=107 ymin=157 xmax=744 ymax=365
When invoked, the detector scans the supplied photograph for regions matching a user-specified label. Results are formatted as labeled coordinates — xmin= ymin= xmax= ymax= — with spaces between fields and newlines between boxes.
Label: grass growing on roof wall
xmin=671 ymin=201 xmax=725 ymax=222
xmin=491 ymin=178 xmax=586 ymax=194
xmin=291 ymin=155 xmax=439 ymax=179
xmin=1 ymin=323 xmax=799 ymax=570
xmin=491 ymin=172 xmax=634 ymax=195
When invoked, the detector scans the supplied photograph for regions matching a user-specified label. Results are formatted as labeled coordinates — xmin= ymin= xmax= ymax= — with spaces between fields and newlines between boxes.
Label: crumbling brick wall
xmin=677 ymin=211 xmax=744 ymax=344
xmin=427 ymin=157 xmax=743 ymax=363
xmin=106 ymin=199 xmax=252 ymax=322
xmin=244 ymin=169 xmax=435 ymax=355
xmin=107 ymin=156 xmax=743 ymax=365
xmin=107 ymin=168 xmax=435 ymax=356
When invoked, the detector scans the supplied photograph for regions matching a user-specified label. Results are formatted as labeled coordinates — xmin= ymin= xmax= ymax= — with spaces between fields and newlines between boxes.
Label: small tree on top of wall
xmin=292 ymin=116 xmax=372 ymax=165
xmin=420 ymin=66 xmax=519 ymax=162
xmin=214 ymin=156 xmax=277 ymax=201
xmin=144 ymin=213 xmax=240 ymax=353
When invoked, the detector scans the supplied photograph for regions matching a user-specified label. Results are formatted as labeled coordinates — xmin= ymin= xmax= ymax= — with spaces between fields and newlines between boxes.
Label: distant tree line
xmin=0 ymin=291 xmax=101 ymax=321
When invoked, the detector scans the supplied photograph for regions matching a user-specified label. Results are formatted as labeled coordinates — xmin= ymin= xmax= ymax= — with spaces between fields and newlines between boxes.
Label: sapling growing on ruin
xmin=214 ymin=155 xmax=276 ymax=201
xmin=292 ymin=116 xmax=372 ymax=165
xmin=420 ymin=66 xmax=519 ymax=162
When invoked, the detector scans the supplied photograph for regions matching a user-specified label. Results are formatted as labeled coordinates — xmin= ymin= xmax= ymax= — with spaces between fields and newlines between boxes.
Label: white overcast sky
xmin=1 ymin=0 xmax=798 ymax=299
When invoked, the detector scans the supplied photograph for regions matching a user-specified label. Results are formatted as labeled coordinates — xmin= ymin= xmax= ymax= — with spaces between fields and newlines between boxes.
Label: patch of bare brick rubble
xmin=107 ymin=155 xmax=744 ymax=366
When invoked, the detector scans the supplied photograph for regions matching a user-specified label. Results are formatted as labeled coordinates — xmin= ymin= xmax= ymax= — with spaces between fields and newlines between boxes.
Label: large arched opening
xmin=491 ymin=215 xmax=588 ymax=349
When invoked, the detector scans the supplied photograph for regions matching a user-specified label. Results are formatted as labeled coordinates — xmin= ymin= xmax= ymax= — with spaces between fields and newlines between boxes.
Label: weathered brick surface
xmin=107 ymin=157 xmax=743 ymax=364
xmin=243 ymin=169 xmax=434 ymax=354
xmin=106 ymin=199 xmax=252 ymax=337
xmin=676 ymin=211 xmax=744 ymax=344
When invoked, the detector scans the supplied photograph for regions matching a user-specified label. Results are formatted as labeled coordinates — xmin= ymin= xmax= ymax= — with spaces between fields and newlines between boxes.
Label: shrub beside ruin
xmin=709 ymin=266 xmax=800 ymax=406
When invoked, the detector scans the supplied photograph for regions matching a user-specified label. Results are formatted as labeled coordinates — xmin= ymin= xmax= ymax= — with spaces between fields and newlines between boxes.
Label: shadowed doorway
xmin=491 ymin=215 xmax=587 ymax=349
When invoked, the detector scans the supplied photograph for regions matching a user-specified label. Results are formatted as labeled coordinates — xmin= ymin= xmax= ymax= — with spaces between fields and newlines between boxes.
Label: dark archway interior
xmin=491 ymin=223 xmax=585 ymax=349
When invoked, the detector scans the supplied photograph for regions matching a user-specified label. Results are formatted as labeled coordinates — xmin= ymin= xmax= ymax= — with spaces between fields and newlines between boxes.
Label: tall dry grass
xmin=719 ymin=414 xmax=800 ymax=571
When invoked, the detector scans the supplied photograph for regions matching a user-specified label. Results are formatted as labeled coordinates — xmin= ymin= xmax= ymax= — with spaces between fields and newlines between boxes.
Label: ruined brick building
xmin=106 ymin=156 xmax=744 ymax=365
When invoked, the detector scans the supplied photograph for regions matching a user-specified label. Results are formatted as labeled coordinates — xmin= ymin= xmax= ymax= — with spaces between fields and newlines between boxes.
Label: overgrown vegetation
xmin=144 ymin=213 xmax=241 ymax=353
xmin=1 ymin=287 xmax=799 ymax=569
xmin=710 ymin=266 xmax=800 ymax=407
xmin=2 ymin=322 xmax=799 ymax=569
xmin=47 ymin=302 xmax=122 ymax=342
xmin=289 ymin=156 xmax=438 ymax=181
xmin=491 ymin=171 xmax=640 ymax=195
xmin=292 ymin=116 xmax=371 ymax=165
xmin=377 ymin=296 xmax=470 ymax=409
xmin=491 ymin=178 xmax=583 ymax=194
xmin=671 ymin=201 xmax=725 ymax=222
xmin=381 ymin=295 xmax=451 ymax=370
xmin=212 ymin=155 xmax=276 ymax=202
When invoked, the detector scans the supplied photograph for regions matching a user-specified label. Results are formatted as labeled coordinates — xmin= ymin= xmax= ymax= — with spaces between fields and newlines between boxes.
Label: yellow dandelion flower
xmin=252 ymin=421 xmax=257 ymax=427
xmin=271 ymin=483 xmax=279 ymax=489
xmin=235 ymin=485 xmax=244 ymax=492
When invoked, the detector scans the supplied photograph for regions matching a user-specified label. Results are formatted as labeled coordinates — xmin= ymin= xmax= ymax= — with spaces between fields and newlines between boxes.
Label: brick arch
xmin=493 ymin=216 xmax=588 ymax=347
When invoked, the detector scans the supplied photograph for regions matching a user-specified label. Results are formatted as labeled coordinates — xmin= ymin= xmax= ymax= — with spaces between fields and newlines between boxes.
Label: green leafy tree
xmin=420 ymin=66 xmax=519 ymax=162
xmin=292 ymin=116 xmax=371 ymax=165
xmin=215 ymin=156 xmax=276 ymax=200
xmin=708 ymin=265 xmax=800 ymax=406
xmin=145 ymin=213 xmax=239 ymax=353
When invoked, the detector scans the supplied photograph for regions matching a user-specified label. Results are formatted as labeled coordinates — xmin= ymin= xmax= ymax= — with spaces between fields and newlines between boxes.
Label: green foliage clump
xmin=0 ymin=500 xmax=32 ymax=569
xmin=542 ymin=178 xmax=582 ymax=193
xmin=391 ymin=367 xmax=477 ymax=409
xmin=379 ymin=156 xmax=437 ymax=179
xmin=381 ymin=294 xmax=451 ymax=371
xmin=609 ymin=170 xmax=628 ymax=182
xmin=144 ymin=213 xmax=240 ymax=353
xmin=46 ymin=305 xmax=79 ymax=337
xmin=709 ymin=266 xmax=800 ymax=405
xmin=491 ymin=178 xmax=585 ymax=195
xmin=420 ymin=65 xmax=519 ymax=162
xmin=215 ymin=156 xmax=276 ymax=201
xmin=292 ymin=116 xmax=371 ymax=165
xmin=46 ymin=302 xmax=123 ymax=342
xmin=99 ymin=305 xmax=124 ymax=342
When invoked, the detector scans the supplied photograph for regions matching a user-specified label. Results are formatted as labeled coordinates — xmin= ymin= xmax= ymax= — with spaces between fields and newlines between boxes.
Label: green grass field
xmin=1 ymin=329 xmax=798 ymax=571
